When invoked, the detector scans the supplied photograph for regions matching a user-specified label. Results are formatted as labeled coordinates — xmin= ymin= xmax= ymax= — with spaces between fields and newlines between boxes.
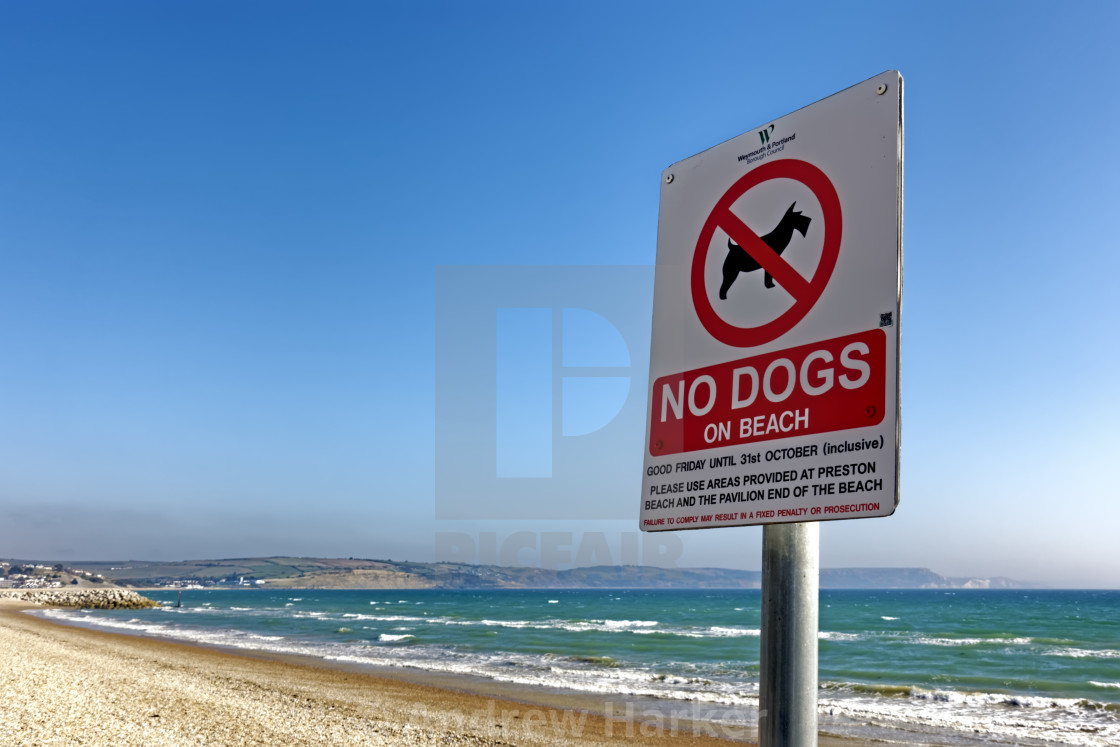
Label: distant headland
xmin=0 ymin=557 xmax=1033 ymax=591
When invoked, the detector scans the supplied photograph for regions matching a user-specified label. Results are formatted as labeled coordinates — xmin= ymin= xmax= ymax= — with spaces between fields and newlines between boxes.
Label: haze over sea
xmin=41 ymin=587 xmax=1120 ymax=746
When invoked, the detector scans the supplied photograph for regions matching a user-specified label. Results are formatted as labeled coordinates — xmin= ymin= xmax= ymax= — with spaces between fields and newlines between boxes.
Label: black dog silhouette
xmin=718 ymin=202 xmax=811 ymax=299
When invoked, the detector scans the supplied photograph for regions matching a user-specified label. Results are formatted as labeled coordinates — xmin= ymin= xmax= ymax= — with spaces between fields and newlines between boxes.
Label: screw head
xmin=876 ymin=83 xmax=887 ymax=95
xmin=665 ymin=173 xmax=675 ymax=184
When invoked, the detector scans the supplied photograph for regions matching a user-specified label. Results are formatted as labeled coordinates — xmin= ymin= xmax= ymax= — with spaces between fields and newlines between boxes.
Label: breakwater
xmin=0 ymin=588 xmax=159 ymax=609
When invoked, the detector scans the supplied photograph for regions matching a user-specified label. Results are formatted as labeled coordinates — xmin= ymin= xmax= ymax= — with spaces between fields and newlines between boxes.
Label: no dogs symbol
xmin=691 ymin=159 xmax=842 ymax=347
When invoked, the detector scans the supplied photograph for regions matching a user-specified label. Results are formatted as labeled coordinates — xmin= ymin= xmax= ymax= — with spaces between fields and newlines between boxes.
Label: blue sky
xmin=1 ymin=1 xmax=1117 ymax=587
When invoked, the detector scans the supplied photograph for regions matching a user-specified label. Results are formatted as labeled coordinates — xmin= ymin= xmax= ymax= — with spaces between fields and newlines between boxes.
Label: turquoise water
xmin=43 ymin=588 xmax=1120 ymax=745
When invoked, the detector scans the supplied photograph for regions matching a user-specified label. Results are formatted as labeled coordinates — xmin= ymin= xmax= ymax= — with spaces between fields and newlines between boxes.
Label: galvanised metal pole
xmin=759 ymin=521 xmax=819 ymax=747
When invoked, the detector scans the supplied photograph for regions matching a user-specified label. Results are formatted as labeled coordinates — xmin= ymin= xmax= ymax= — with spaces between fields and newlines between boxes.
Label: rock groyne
xmin=0 ymin=588 xmax=159 ymax=609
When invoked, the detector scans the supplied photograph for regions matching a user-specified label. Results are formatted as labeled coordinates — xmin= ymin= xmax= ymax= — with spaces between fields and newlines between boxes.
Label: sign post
xmin=641 ymin=71 xmax=903 ymax=747
xmin=760 ymin=521 xmax=819 ymax=747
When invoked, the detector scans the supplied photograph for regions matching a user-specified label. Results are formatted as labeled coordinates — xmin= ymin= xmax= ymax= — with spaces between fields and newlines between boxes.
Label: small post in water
xmin=759 ymin=521 xmax=819 ymax=747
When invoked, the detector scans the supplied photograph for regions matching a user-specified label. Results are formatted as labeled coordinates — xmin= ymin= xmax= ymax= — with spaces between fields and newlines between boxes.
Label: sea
xmin=37 ymin=588 xmax=1120 ymax=746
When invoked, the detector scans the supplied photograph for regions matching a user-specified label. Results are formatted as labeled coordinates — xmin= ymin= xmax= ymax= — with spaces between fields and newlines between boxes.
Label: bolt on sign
xmin=641 ymin=71 xmax=903 ymax=531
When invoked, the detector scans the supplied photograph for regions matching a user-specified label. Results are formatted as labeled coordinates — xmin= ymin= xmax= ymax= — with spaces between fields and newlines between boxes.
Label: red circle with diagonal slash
xmin=691 ymin=159 xmax=842 ymax=347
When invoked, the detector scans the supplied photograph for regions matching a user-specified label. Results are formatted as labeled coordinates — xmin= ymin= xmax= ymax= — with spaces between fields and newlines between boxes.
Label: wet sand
xmin=1 ymin=599 xmax=865 ymax=746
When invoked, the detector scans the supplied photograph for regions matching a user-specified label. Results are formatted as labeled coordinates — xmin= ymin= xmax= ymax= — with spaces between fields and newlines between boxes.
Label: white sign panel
xmin=641 ymin=71 xmax=902 ymax=531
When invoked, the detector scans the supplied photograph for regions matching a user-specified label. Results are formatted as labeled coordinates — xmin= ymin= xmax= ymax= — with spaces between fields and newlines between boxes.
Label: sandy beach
xmin=1 ymin=599 xmax=759 ymax=746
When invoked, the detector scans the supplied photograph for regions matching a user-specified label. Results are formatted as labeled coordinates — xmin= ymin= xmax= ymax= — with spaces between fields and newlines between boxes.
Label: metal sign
xmin=641 ymin=71 xmax=902 ymax=531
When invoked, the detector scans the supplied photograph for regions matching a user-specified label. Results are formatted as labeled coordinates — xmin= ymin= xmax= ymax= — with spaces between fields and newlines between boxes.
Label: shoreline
xmin=27 ymin=602 xmax=754 ymax=739
xmin=4 ymin=589 xmax=1116 ymax=746
xmin=2 ymin=599 xmax=773 ymax=745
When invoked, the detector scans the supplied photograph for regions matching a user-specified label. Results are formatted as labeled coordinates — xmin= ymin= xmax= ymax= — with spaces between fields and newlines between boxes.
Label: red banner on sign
xmin=649 ymin=329 xmax=885 ymax=456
